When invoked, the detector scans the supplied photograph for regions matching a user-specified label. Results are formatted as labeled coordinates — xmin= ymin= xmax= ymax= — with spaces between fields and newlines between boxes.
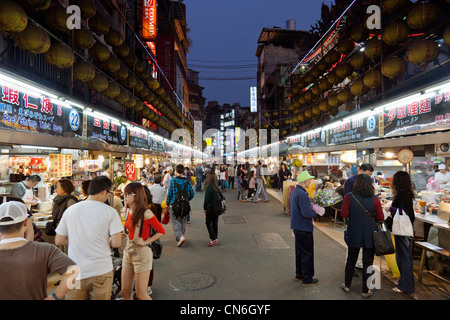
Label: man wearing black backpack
xmin=166 ymin=164 xmax=195 ymax=247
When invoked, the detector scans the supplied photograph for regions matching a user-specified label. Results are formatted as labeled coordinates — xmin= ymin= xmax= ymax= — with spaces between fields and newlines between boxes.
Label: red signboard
xmin=142 ymin=0 xmax=157 ymax=41
xmin=156 ymin=35 xmax=175 ymax=92
xmin=125 ymin=162 xmax=136 ymax=181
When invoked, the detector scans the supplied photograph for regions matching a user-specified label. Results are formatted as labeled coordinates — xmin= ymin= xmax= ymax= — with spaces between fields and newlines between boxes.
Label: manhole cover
xmin=252 ymin=233 xmax=290 ymax=249
xmin=170 ymin=272 xmax=217 ymax=291
xmin=223 ymin=215 xmax=246 ymax=224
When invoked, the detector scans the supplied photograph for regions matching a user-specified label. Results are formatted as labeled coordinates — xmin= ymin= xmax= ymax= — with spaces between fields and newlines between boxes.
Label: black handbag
xmin=351 ymin=194 xmax=395 ymax=256
xmin=138 ymin=215 xmax=163 ymax=260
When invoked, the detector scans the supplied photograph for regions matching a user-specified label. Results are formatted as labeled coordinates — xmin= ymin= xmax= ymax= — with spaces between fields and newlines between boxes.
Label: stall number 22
xmin=69 ymin=109 xmax=80 ymax=131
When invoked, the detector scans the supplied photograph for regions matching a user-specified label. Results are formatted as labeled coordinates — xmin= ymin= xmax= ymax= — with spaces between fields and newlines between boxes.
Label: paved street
xmin=150 ymin=187 xmax=419 ymax=301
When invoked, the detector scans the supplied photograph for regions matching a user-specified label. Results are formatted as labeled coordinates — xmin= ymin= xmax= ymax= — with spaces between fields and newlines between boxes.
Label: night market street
xmin=146 ymin=188 xmax=447 ymax=301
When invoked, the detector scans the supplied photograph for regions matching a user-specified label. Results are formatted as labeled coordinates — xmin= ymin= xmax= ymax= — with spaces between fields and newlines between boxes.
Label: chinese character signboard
xmin=48 ymin=154 xmax=72 ymax=178
xmin=0 ymin=84 xmax=83 ymax=137
xmin=250 ymin=87 xmax=257 ymax=112
xmin=382 ymin=91 xmax=450 ymax=138
xmin=129 ymin=127 xmax=150 ymax=149
xmin=328 ymin=113 xmax=379 ymax=145
xmin=86 ymin=115 xmax=127 ymax=145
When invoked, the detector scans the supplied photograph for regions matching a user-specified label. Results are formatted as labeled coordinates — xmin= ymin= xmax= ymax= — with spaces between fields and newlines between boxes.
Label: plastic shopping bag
xmin=391 ymin=209 xmax=414 ymax=237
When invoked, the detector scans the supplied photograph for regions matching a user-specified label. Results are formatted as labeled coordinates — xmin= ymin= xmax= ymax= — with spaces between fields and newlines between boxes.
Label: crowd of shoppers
xmin=0 ymin=158 xmax=419 ymax=300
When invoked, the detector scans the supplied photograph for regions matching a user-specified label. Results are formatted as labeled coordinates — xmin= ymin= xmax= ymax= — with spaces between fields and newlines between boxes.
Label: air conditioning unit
xmin=435 ymin=143 xmax=450 ymax=156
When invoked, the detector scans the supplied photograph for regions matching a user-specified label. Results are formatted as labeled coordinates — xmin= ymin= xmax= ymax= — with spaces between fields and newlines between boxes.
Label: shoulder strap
xmin=350 ymin=193 xmax=377 ymax=223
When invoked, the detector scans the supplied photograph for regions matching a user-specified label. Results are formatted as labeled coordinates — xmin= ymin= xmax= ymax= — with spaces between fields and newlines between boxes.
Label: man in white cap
xmin=290 ymin=171 xmax=319 ymax=286
xmin=163 ymin=166 xmax=173 ymax=190
xmin=435 ymin=164 xmax=450 ymax=186
xmin=0 ymin=201 xmax=79 ymax=300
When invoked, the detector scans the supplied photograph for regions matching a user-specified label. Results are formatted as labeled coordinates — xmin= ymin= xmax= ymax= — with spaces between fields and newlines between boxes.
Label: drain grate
xmin=252 ymin=233 xmax=290 ymax=249
xmin=223 ymin=215 xmax=246 ymax=224
xmin=170 ymin=272 xmax=217 ymax=291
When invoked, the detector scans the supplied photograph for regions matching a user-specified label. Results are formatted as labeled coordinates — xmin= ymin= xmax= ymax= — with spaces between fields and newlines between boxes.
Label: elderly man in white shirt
xmin=149 ymin=173 xmax=166 ymax=221
xmin=163 ymin=167 xmax=173 ymax=190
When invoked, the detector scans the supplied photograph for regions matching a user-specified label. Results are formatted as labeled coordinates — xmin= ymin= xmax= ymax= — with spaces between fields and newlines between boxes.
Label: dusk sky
xmin=185 ymin=0 xmax=332 ymax=107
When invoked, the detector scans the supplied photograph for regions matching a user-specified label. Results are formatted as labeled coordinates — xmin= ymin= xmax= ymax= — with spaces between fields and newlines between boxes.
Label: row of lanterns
xmin=0 ymin=0 xmax=194 ymax=136
xmin=286 ymin=1 xmax=448 ymax=127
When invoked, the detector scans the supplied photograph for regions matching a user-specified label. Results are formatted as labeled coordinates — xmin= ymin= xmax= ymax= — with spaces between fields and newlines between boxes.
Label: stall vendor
xmin=434 ymin=164 xmax=450 ymax=186
xmin=9 ymin=175 xmax=41 ymax=210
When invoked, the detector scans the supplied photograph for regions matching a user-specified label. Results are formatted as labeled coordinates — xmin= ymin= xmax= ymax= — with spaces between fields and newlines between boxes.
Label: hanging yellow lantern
xmin=44 ymin=43 xmax=74 ymax=68
xmin=304 ymin=73 xmax=315 ymax=84
xmin=25 ymin=0 xmax=52 ymax=11
xmin=350 ymin=24 xmax=368 ymax=43
xmin=350 ymin=51 xmax=369 ymax=69
xmin=363 ymin=69 xmax=382 ymax=89
xmin=135 ymin=79 xmax=144 ymax=93
xmin=103 ymin=81 xmax=120 ymax=98
xmin=406 ymin=39 xmax=440 ymax=65
xmin=135 ymin=61 xmax=144 ymax=73
xmin=135 ymin=100 xmax=144 ymax=112
xmin=319 ymin=99 xmax=330 ymax=112
xmin=263 ymin=124 xmax=269 ymax=129
xmin=337 ymin=87 xmax=354 ymax=103
xmin=114 ymin=64 xmax=129 ymax=81
xmin=281 ymin=130 xmax=287 ymax=135
xmin=319 ymin=78 xmax=331 ymax=91
xmin=123 ymin=53 xmax=138 ymax=68
xmin=335 ymin=62 xmax=353 ymax=79
xmin=104 ymin=29 xmax=124 ymax=47
xmin=147 ymin=78 xmax=160 ymax=91
xmin=0 ymin=0 xmax=27 ymax=34
xmin=336 ymin=39 xmax=355 ymax=55
xmin=298 ymin=95 xmax=307 ymax=105
xmin=311 ymin=84 xmax=321 ymax=95
xmin=88 ymin=73 xmax=109 ymax=92
xmin=73 ymin=60 xmax=95 ymax=82
xmin=327 ymin=71 xmax=342 ymax=85
xmin=121 ymin=76 xmax=137 ymax=89
xmin=325 ymin=49 xmax=341 ymax=65
xmin=14 ymin=24 xmax=51 ymax=54
xmin=113 ymin=43 xmax=130 ymax=58
xmin=298 ymin=113 xmax=305 ymax=122
xmin=45 ymin=4 xmax=70 ymax=33
xmin=116 ymin=89 xmax=130 ymax=105
xmin=317 ymin=59 xmax=329 ymax=71
xmin=383 ymin=21 xmax=409 ymax=46
xmin=125 ymin=95 xmax=137 ymax=108
xmin=328 ymin=93 xmax=340 ymax=108
xmin=310 ymin=67 xmax=321 ymax=78
xmin=364 ymin=38 xmax=382 ymax=59
xmin=296 ymin=78 xmax=306 ymax=90
xmin=304 ymin=108 xmax=312 ymax=118
xmin=88 ymin=42 xmax=110 ymax=61
xmin=304 ymin=90 xmax=316 ymax=101
xmin=273 ymin=121 xmax=279 ymax=127
xmin=272 ymin=111 xmax=279 ymax=116
xmin=444 ymin=25 xmax=450 ymax=46
xmin=292 ymin=127 xmax=298 ymax=132
xmin=382 ymin=0 xmax=409 ymax=13
xmin=88 ymin=12 xmax=110 ymax=35
xmin=312 ymin=104 xmax=321 ymax=116
xmin=102 ymin=55 xmax=120 ymax=73
xmin=72 ymin=0 xmax=97 ymax=19
xmin=407 ymin=3 xmax=439 ymax=30
xmin=381 ymin=56 xmax=407 ymax=79
xmin=350 ymin=79 xmax=369 ymax=96
xmin=73 ymin=29 xmax=95 ymax=50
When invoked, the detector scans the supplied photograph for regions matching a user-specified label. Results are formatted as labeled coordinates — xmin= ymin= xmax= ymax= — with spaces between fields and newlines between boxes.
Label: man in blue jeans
xmin=290 ymin=171 xmax=318 ymax=286
xmin=252 ymin=160 xmax=268 ymax=203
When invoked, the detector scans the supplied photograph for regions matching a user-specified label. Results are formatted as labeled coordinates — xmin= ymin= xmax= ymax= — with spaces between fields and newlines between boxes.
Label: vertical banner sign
xmin=142 ymin=0 xmax=157 ymax=41
xmin=125 ymin=162 xmax=136 ymax=181
xmin=250 ymin=87 xmax=257 ymax=112
xmin=156 ymin=35 xmax=175 ymax=92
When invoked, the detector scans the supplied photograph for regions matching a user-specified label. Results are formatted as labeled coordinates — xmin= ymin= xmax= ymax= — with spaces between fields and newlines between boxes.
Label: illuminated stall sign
xmin=150 ymin=135 xmax=165 ymax=152
xmin=328 ymin=113 xmax=379 ymax=145
xmin=129 ymin=127 xmax=150 ymax=149
xmin=142 ymin=0 xmax=157 ymax=41
xmin=0 ymin=84 xmax=82 ymax=137
xmin=86 ymin=115 xmax=127 ymax=145
xmin=305 ymin=130 xmax=328 ymax=148
xmin=382 ymin=91 xmax=450 ymax=138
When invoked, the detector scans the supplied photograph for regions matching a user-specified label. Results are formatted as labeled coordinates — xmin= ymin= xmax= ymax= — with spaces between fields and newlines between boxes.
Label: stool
xmin=415 ymin=241 xmax=450 ymax=285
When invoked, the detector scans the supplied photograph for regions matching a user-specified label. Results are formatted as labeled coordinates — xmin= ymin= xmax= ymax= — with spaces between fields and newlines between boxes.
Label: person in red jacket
xmin=122 ymin=183 xmax=165 ymax=300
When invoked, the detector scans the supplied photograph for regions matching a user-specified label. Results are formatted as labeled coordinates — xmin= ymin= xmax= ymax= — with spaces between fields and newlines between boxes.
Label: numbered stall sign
xmin=125 ymin=162 xmax=136 ymax=181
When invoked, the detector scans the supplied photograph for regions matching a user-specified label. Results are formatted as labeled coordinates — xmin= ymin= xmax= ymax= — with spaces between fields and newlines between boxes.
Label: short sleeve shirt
xmin=0 ymin=242 xmax=75 ymax=300
xmin=56 ymin=200 xmax=123 ymax=280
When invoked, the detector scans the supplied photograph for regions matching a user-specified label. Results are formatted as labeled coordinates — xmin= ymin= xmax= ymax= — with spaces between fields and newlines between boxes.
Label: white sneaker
xmin=177 ymin=235 xmax=186 ymax=247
